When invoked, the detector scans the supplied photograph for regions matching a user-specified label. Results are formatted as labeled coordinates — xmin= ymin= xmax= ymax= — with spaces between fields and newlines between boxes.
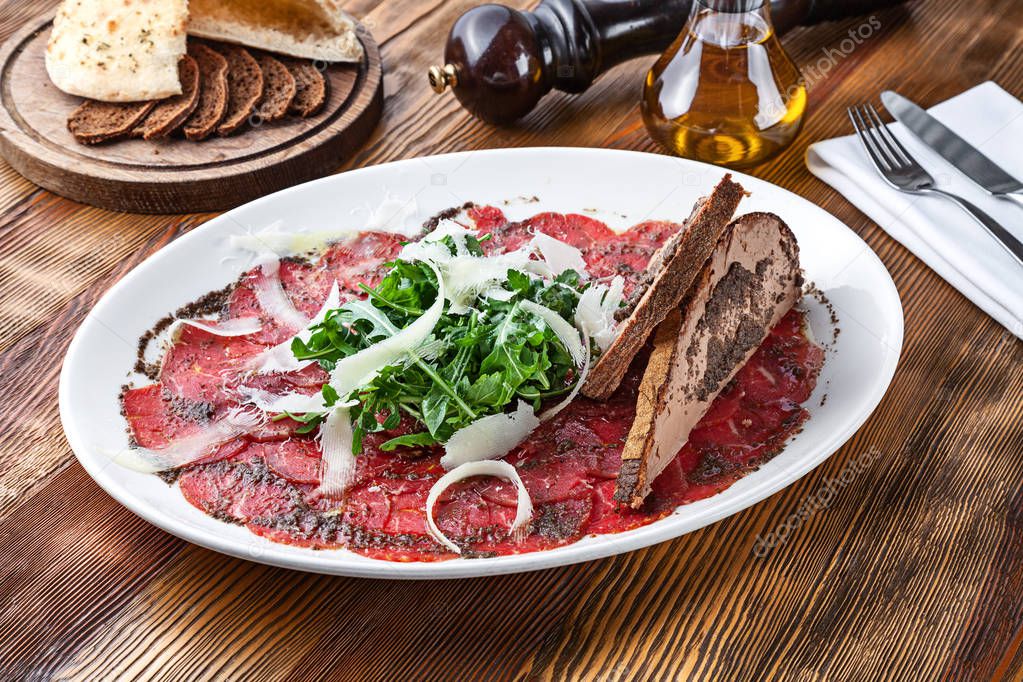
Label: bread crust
xmin=135 ymin=55 xmax=201 ymax=140
xmin=254 ymin=53 xmax=298 ymax=122
xmin=183 ymin=43 xmax=231 ymax=141
xmin=582 ymin=175 xmax=745 ymax=400
xmin=283 ymin=59 xmax=329 ymax=117
xmin=615 ymin=212 xmax=803 ymax=507
xmin=215 ymin=44 xmax=265 ymax=136
xmin=67 ymin=100 xmax=157 ymax=145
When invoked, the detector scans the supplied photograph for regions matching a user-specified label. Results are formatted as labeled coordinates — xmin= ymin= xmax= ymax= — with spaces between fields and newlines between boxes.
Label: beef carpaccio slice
xmin=122 ymin=207 xmax=825 ymax=561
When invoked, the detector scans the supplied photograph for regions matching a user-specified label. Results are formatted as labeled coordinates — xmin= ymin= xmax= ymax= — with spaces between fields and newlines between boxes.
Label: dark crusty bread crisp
xmin=614 ymin=212 xmax=802 ymax=507
xmin=253 ymin=54 xmax=297 ymax=122
xmin=183 ymin=43 xmax=230 ymax=141
xmin=282 ymin=58 xmax=328 ymax=117
xmin=67 ymin=100 xmax=157 ymax=145
xmin=581 ymin=174 xmax=746 ymax=400
xmin=215 ymin=44 xmax=264 ymax=136
xmin=133 ymin=55 xmax=201 ymax=140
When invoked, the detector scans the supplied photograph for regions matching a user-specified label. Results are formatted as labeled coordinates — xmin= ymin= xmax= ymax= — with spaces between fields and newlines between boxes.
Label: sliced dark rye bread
xmin=67 ymin=100 xmax=157 ymax=145
xmin=214 ymin=44 xmax=264 ymax=136
xmin=614 ymin=212 xmax=803 ymax=508
xmin=133 ymin=55 xmax=201 ymax=140
xmin=582 ymin=175 xmax=746 ymax=400
xmin=282 ymin=58 xmax=328 ymax=117
xmin=253 ymin=54 xmax=297 ymax=122
xmin=183 ymin=42 xmax=230 ymax=141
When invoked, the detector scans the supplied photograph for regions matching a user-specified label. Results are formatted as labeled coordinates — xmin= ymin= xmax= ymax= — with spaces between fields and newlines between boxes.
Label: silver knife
xmin=881 ymin=90 xmax=1023 ymax=207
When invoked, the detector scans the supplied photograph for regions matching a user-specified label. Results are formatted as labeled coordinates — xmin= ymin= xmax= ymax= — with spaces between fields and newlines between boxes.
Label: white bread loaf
xmin=46 ymin=0 xmax=188 ymax=102
xmin=187 ymin=0 xmax=363 ymax=63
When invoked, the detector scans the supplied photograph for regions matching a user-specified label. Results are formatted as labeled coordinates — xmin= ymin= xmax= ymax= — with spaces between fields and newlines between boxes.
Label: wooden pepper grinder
xmin=429 ymin=0 xmax=905 ymax=125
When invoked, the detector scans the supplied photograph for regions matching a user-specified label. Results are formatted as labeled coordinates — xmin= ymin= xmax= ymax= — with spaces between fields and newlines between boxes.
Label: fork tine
xmin=865 ymin=104 xmax=912 ymax=166
xmin=853 ymin=105 xmax=901 ymax=170
xmin=848 ymin=106 xmax=891 ymax=172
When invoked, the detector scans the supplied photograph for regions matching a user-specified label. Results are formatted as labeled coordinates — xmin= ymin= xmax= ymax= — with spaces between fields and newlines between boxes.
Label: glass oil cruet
xmin=642 ymin=0 xmax=806 ymax=168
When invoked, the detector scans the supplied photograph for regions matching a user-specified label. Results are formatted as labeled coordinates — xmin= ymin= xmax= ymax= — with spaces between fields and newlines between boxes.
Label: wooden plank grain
xmin=0 ymin=0 xmax=1020 ymax=680
xmin=0 ymin=209 xmax=210 ymax=521
xmin=0 ymin=160 xmax=36 ymax=215
xmin=0 ymin=465 xmax=184 ymax=681
xmin=50 ymin=546 xmax=606 ymax=682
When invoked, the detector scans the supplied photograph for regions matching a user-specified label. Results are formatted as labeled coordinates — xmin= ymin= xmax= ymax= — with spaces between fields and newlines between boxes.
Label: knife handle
xmin=927 ymin=188 xmax=1023 ymax=267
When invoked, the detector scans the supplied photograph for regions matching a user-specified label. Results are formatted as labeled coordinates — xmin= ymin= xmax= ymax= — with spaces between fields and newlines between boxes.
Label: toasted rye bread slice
xmin=283 ymin=58 xmax=328 ymax=117
xmin=215 ymin=44 xmax=264 ymax=136
xmin=253 ymin=53 xmax=297 ymax=122
xmin=183 ymin=43 xmax=230 ymax=141
xmin=614 ymin=212 xmax=803 ymax=508
xmin=582 ymin=175 xmax=745 ymax=400
xmin=133 ymin=55 xmax=201 ymax=140
xmin=67 ymin=100 xmax=157 ymax=145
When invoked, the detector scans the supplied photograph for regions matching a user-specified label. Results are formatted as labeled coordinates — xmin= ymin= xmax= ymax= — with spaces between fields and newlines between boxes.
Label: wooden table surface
xmin=1 ymin=0 xmax=1021 ymax=679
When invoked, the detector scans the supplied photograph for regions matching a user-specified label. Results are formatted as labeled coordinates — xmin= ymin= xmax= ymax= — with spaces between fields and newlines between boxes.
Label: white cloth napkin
xmin=807 ymin=81 xmax=1023 ymax=339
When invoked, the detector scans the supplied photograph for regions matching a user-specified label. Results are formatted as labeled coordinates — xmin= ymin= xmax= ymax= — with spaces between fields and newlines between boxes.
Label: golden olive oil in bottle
xmin=642 ymin=0 xmax=806 ymax=168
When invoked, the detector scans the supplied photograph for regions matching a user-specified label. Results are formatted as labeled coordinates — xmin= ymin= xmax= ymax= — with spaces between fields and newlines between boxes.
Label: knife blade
xmin=880 ymin=90 xmax=1023 ymax=196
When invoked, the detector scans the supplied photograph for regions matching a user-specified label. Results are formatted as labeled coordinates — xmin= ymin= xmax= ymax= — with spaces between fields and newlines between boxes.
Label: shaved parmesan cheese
xmin=251 ymin=282 xmax=341 ymax=374
xmin=422 ymin=219 xmax=478 ymax=255
xmin=113 ymin=408 xmax=264 ymax=473
xmin=230 ymin=224 xmax=354 ymax=258
xmin=328 ymin=264 xmax=446 ymax=398
xmin=539 ymin=331 xmax=591 ymax=422
xmin=442 ymin=253 xmax=534 ymax=314
xmin=398 ymin=239 xmax=456 ymax=265
xmin=401 ymin=226 xmax=592 ymax=316
xmin=169 ymin=316 xmax=262 ymax=340
xmin=317 ymin=406 xmax=357 ymax=497
xmin=574 ymin=276 xmax=624 ymax=352
xmin=143 ymin=317 xmax=263 ymax=372
xmin=230 ymin=198 xmax=422 ymax=259
xmin=401 ymin=232 xmax=534 ymax=315
xmin=251 ymin=272 xmax=445 ymax=417
xmin=426 ymin=460 xmax=533 ymax=554
xmin=440 ymin=401 xmax=540 ymax=470
xmin=519 ymin=300 xmax=587 ymax=367
xmin=253 ymin=260 xmax=309 ymax=331
xmin=359 ymin=193 xmax=422 ymax=235
xmin=230 ymin=221 xmax=366 ymax=258
xmin=236 ymin=387 xmax=325 ymax=414
xmin=800 ymin=314 xmax=818 ymax=346
xmin=484 ymin=287 xmax=515 ymax=302
xmin=398 ymin=335 xmax=449 ymax=367
xmin=522 ymin=259 xmax=555 ymax=280
xmin=531 ymin=232 xmax=587 ymax=278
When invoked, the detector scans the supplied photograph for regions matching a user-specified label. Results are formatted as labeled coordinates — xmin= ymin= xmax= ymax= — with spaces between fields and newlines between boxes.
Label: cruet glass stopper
xmin=642 ymin=0 xmax=806 ymax=167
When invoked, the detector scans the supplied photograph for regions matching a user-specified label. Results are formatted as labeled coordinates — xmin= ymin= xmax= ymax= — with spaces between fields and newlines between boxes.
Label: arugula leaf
xmin=379 ymin=432 xmax=440 ymax=451
xmin=506 ymin=269 xmax=531 ymax=295
xmin=463 ymin=372 xmax=512 ymax=407
xmin=422 ymin=386 xmax=450 ymax=437
xmin=288 ymin=251 xmax=590 ymax=454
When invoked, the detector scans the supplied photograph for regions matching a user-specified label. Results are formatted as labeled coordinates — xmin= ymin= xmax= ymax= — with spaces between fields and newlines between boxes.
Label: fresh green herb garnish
xmin=289 ymin=248 xmax=589 ymax=453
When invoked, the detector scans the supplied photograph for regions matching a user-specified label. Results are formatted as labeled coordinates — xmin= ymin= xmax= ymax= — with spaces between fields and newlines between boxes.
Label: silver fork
xmin=848 ymin=103 xmax=1023 ymax=267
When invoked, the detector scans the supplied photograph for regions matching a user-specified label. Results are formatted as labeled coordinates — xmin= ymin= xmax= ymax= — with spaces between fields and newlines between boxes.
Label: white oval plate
xmin=59 ymin=148 xmax=903 ymax=579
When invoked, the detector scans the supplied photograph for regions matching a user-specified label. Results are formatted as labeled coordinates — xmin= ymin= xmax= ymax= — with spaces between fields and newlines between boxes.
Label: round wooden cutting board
xmin=0 ymin=16 xmax=383 ymax=214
